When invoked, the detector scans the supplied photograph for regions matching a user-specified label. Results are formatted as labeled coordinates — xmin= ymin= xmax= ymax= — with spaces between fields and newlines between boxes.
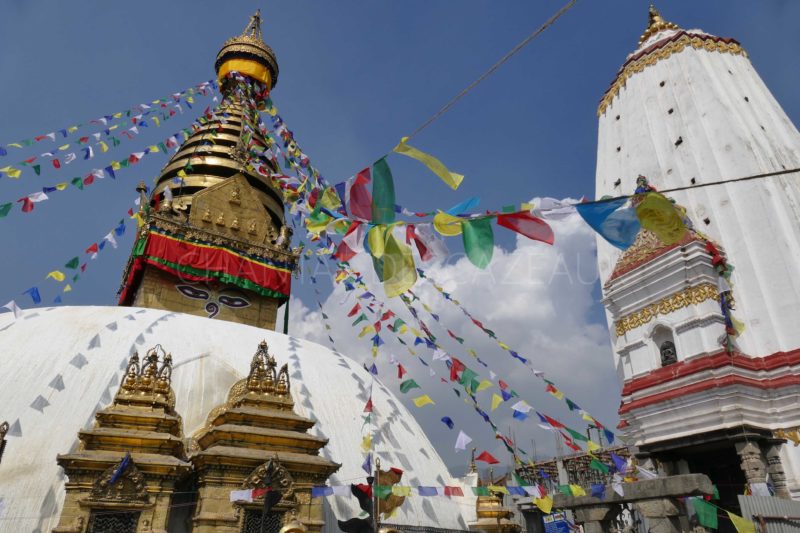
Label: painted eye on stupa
xmin=176 ymin=285 xmax=210 ymax=301
xmin=218 ymin=294 xmax=250 ymax=309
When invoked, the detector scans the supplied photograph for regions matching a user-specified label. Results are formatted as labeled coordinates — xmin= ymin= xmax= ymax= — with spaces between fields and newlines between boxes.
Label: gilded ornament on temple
xmin=215 ymin=212 xmax=225 ymax=226
xmin=614 ymin=282 xmax=719 ymax=336
xmin=639 ymin=5 xmax=680 ymax=46
xmin=248 ymin=220 xmax=258 ymax=235
xmin=202 ymin=207 xmax=212 ymax=222
xmin=230 ymin=185 xmax=241 ymax=204
xmin=230 ymin=217 xmax=240 ymax=231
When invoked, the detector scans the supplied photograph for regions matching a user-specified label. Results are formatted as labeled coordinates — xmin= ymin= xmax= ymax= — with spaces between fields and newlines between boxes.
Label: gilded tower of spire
xmin=118 ymin=11 xmax=297 ymax=330
xmin=638 ymin=4 xmax=680 ymax=46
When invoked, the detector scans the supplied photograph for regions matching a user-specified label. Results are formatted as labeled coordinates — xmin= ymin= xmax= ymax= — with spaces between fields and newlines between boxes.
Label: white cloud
xmin=287 ymin=206 xmax=620 ymax=475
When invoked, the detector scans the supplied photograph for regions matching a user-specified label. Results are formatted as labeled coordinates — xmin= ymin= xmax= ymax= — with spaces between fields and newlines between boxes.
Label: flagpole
xmin=374 ymin=456 xmax=381 ymax=532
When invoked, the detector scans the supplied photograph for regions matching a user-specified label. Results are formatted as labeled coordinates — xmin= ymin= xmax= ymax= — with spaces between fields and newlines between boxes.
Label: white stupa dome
xmin=0 ymin=306 xmax=475 ymax=531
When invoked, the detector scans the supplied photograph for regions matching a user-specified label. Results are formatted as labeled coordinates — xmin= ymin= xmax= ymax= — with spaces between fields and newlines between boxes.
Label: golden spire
xmin=216 ymin=9 xmax=279 ymax=89
xmin=639 ymin=4 xmax=680 ymax=46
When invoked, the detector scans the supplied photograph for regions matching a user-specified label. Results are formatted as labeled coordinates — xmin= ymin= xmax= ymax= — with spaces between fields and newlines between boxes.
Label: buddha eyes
xmin=176 ymin=285 xmax=210 ymax=300
xmin=218 ymin=295 xmax=250 ymax=308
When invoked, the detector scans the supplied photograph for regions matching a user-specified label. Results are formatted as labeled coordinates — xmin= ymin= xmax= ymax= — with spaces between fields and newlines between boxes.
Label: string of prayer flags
xmin=576 ymin=197 xmax=640 ymax=250
xmin=0 ymin=79 xmax=215 ymax=160
xmin=393 ymin=137 xmax=464 ymax=190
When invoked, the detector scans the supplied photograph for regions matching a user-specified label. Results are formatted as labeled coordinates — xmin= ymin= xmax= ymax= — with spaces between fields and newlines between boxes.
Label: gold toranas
xmin=614 ymin=282 xmax=719 ymax=337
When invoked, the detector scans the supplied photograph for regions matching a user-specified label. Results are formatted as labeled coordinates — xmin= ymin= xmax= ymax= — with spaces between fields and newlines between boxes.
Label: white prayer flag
xmin=2 ymin=300 xmax=23 ymax=319
xmin=455 ymin=430 xmax=472 ymax=451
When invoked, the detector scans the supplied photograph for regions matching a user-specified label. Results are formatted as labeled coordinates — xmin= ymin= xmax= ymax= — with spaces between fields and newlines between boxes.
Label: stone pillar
xmin=735 ymin=441 xmax=768 ymax=484
xmin=764 ymin=442 xmax=791 ymax=499
xmin=572 ymin=504 xmax=618 ymax=533
xmin=635 ymin=498 xmax=682 ymax=533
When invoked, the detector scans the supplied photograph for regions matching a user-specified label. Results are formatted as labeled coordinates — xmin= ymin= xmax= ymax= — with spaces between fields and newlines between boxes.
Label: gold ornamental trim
xmin=614 ymin=282 xmax=719 ymax=337
xmin=598 ymin=34 xmax=747 ymax=116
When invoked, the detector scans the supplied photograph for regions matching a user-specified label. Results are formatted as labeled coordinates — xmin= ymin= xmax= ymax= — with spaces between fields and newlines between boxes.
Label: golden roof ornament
xmin=215 ymin=9 xmax=279 ymax=89
xmin=639 ymin=4 xmax=680 ymax=46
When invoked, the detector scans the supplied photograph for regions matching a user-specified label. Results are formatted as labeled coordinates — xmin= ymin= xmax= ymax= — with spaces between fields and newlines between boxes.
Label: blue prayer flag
xmin=418 ymin=486 xmax=438 ymax=496
xmin=610 ymin=453 xmax=627 ymax=473
xmin=446 ymin=197 xmax=480 ymax=216
xmin=311 ymin=486 xmax=333 ymax=498
xmin=369 ymin=363 xmax=378 ymax=375
xmin=591 ymin=483 xmax=606 ymax=499
xmin=501 ymin=390 xmax=512 ymax=401
xmin=603 ymin=428 xmax=615 ymax=444
xmin=576 ymin=197 xmax=640 ymax=250
xmin=441 ymin=416 xmax=454 ymax=429
xmin=507 ymin=486 xmax=527 ymax=496
xmin=512 ymin=410 xmax=529 ymax=421
xmin=362 ymin=453 xmax=372 ymax=474
xmin=23 ymin=286 xmax=41 ymax=304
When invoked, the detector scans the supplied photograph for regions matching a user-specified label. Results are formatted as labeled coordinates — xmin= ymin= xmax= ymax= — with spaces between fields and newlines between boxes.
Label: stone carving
xmin=215 ymin=212 xmax=226 ymax=226
xmin=230 ymin=185 xmax=242 ymax=205
xmin=202 ymin=207 xmax=212 ymax=222
xmin=230 ymin=217 xmax=240 ymax=231
xmin=660 ymin=341 xmax=677 ymax=366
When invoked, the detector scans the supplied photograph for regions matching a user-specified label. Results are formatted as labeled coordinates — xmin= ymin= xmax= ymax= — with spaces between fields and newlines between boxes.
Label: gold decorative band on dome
xmin=613 ymin=282 xmax=719 ymax=337
xmin=218 ymin=58 xmax=272 ymax=87
xmin=598 ymin=34 xmax=747 ymax=117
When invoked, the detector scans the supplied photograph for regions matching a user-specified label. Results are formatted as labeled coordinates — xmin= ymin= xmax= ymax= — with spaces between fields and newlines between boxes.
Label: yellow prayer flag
xmin=361 ymin=434 xmax=372 ymax=452
xmin=582 ymin=412 xmax=594 ymax=422
xmin=368 ymin=225 xmax=387 ymax=259
xmin=549 ymin=388 xmax=565 ymax=400
xmin=498 ymin=342 xmax=510 ymax=350
xmin=111 ymin=161 xmax=121 ymax=170
xmin=8 ymin=143 xmax=22 ymax=148
xmin=63 ymin=284 xmax=72 ymax=293
xmin=569 ymin=484 xmax=586 ymax=497
xmin=55 ymin=183 xmax=68 ymax=191
xmin=109 ymin=125 xmax=118 ymax=131
xmin=113 ymin=113 xmax=122 ymax=119
xmin=67 ymin=126 xmax=78 ymax=133
xmin=413 ymin=395 xmax=435 ymax=407
xmin=58 ymin=144 xmax=70 ymax=151
xmin=534 ymin=496 xmax=553 ymax=514
xmin=587 ymin=440 xmax=601 ymax=452
xmin=358 ymin=325 xmax=377 ymax=338
xmin=411 ymin=328 xmax=423 ymax=338
xmin=187 ymin=96 xmax=194 ymax=103
xmin=383 ymin=231 xmax=417 ymax=297
xmin=521 ymin=202 xmax=534 ymax=211
xmin=489 ymin=485 xmax=509 ymax=494
xmin=468 ymin=349 xmax=477 ymax=357
xmin=177 ymin=169 xmax=187 ymax=178
xmin=476 ymin=380 xmax=492 ymax=393
xmin=393 ymin=137 xmax=464 ymax=190
xmin=153 ymin=117 xmax=160 ymax=127
xmin=397 ymin=324 xmax=408 ymax=334
xmin=433 ymin=211 xmax=464 ymax=236
xmin=491 ymin=394 xmax=503 ymax=411
xmin=149 ymin=145 xmax=160 ymax=153
xmin=2 ymin=167 xmax=21 ymax=178
xmin=372 ymin=346 xmax=378 ymax=358
xmin=319 ymin=187 xmax=342 ymax=210
xmin=392 ymin=486 xmax=412 ymax=497
xmin=635 ymin=192 xmax=687 ymax=245
xmin=726 ymin=512 xmax=755 ymax=533
xmin=47 ymin=271 xmax=66 ymax=282
xmin=133 ymin=212 xmax=145 ymax=227
xmin=99 ymin=141 xmax=108 ymax=153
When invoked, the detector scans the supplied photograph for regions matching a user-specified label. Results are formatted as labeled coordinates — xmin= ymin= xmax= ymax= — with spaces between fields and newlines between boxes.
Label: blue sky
xmin=1 ymin=1 xmax=799 ymax=473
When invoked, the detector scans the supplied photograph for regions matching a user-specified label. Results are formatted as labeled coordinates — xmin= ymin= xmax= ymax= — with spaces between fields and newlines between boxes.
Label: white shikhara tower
xmin=596 ymin=7 xmax=800 ymax=500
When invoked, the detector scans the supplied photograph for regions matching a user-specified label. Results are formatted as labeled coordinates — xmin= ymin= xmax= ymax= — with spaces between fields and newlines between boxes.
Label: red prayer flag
xmin=347 ymin=302 xmax=361 ymax=317
xmin=81 ymin=263 xmax=87 ymax=272
xmin=83 ymin=174 xmax=94 ymax=185
xmin=380 ymin=310 xmax=395 ymax=321
xmin=497 ymin=212 xmax=554 ymax=244
xmin=373 ymin=321 xmax=381 ymax=333
xmin=450 ymin=358 xmax=466 ymax=382
xmin=543 ymin=414 xmax=565 ymax=429
xmin=398 ymin=364 xmax=407 ymax=379
xmin=348 ymin=168 xmax=372 ymax=221
xmin=251 ymin=488 xmax=268 ymax=499
xmin=85 ymin=243 xmax=99 ymax=255
xmin=18 ymin=197 xmax=34 ymax=212
xmin=52 ymin=158 xmax=61 ymax=169
xmin=363 ymin=397 xmax=373 ymax=413
xmin=355 ymin=483 xmax=372 ymax=498
xmin=475 ymin=451 xmax=500 ymax=464
xmin=444 ymin=486 xmax=464 ymax=497
xmin=498 ymin=380 xmax=509 ymax=390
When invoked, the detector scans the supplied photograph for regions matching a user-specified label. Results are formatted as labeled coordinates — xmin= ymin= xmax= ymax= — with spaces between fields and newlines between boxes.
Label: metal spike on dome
xmin=639 ymin=3 xmax=680 ymax=46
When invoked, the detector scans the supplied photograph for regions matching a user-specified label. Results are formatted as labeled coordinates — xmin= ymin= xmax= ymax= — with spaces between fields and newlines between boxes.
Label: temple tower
xmin=596 ymin=6 xmax=800 ymax=502
xmin=118 ymin=11 xmax=296 ymax=330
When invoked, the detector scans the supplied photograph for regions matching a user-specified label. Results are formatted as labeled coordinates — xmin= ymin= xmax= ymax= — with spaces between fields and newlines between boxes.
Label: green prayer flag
xmin=0 ymin=203 xmax=12 ymax=218
xmin=502 ymin=204 xmax=515 ymax=213
xmin=374 ymin=485 xmax=392 ymax=500
xmin=352 ymin=313 xmax=368 ymax=326
xmin=513 ymin=472 xmax=527 ymax=486
xmin=65 ymin=257 xmax=80 ymax=269
xmin=399 ymin=379 xmax=420 ymax=393
xmin=71 ymin=177 xmax=83 ymax=190
xmin=589 ymin=459 xmax=610 ymax=474
xmin=712 ymin=485 xmax=720 ymax=500
xmin=459 ymin=368 xmax=478 ymax=388
xmin=32 ymin=164 xmax=40 ymax=176
xmin=462 ymin=217 xmax=494 ymax=269
xmin=565 ymin=428 xmax=589 ymax=442
xmin=558 ymin=485 xmax=573 ymax=496
xmin=120 ymin=158 xmax=130 ymax=168
xmin=566 ymin=398 xmax=580 ymax=411
xmin=472 ymin=487 xmax=490 ymax=496
xmin=371 ymin=157 xmax=395 ymax=225
xmin=691 ymin=498 xmax=718 ymax=529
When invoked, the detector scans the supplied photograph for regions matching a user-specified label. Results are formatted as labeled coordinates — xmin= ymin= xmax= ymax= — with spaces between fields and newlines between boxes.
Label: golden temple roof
xmin=639 ymin=4 xmax=680 ymax=46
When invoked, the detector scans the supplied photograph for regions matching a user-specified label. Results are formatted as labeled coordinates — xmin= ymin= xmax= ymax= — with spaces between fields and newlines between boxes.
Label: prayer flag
xmin=65 ymin=257 xmax=80 ymax=269
xmin=347 ymin=168 xmax=372 ymax=221
xmin=691 ymin=498 xmax=718 ymax=529
xmin=444 ymin=486 xmax=464 ymax=497
xmin=397 ymin=364 xmax=406 ymax=379
xmin=475 ymin=451 xmax=499 ymax=464
xmin=576 ymin=198 xmax=640 ymax=250
xmin=534 ymin=496 xmax=553 ymax=514
xmin=383 ymin=231 xmax=417 ymax=297
xmin=2 ymin=300 xmax=23 ymax=319
xmin=433 ymin=211 xmax=463 ymax=236
xmin=399 ymin=379 xmax=420 ymax=393
xmin=23 ymin=287 xmax=41 ymax=304
xmin=591 ymin=483 xmax=606 ymax=499
xmin=412 ymin=395 xmax=434 ymax=407
xmin=635 ymin=192 xmax=687 ymax=245
xmin=362 ymin=453 xmax=372 ymax=474
xmin=441 ymin=416 xmax=454 ymax=429
xmin=347 ymin=302 xmax=361 ymax=317
xmin=311 ymin=486 xmax=334 ymax=498
xmin=496 ymin=212 xmax=554 ymax=244
xmin=0 ymin=203 xmax=12 ymax=218
xmin=418 ymin=486 xmax=438 ymax=497
xmin=371 ymin=158 xmax=395 ymax=225
xmin=590 ymin=459 xmax=610 ymax=474
xmin=455 ymin=430 xmax=472 ymax=451
xmin=726 ymin=511 xmax=755 ymax=533
xmin=569 ymin=484 xmax=586 ymax=496
xmin=393 ymin=137 xmax=464 ymax=190
xmin=47 ymin=271 xmax=66 ymax=282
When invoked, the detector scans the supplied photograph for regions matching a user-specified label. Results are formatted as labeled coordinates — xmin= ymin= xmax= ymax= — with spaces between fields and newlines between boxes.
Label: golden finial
xmin=639 ymin=4 xmax=680 ymax=46
xmin=469 ymin=447 xmax=477 ymax=475
xmin=216 ymin=9 xmax=279 ymax=89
